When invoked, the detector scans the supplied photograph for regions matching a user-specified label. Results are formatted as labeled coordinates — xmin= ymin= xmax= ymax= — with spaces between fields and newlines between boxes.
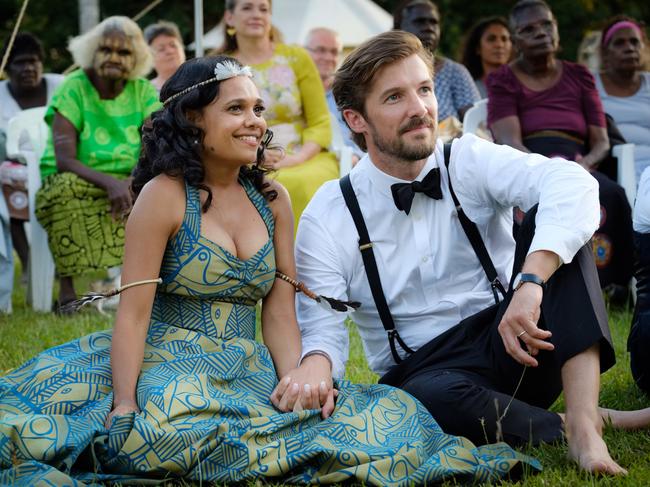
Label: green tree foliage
xmin=0 ymin=0 xmax=225 ymax=73
xmin=1 ymin=0 xmax=649 ymax=74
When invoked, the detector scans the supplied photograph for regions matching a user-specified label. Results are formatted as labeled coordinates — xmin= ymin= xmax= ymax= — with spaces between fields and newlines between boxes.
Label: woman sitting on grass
xmin=0 ymin=55 xmax=539 ymax=485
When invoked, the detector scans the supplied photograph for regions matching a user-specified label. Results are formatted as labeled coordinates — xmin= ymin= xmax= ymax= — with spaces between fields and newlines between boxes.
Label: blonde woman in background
xmin=144 ymin=20 xmax=186 ymax=92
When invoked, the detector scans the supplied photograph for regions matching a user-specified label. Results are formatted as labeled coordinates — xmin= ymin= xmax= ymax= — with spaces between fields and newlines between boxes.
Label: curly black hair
xmin=459 ymin=16 xmax=510 ymax=80
xmin=132 ymin=55 xmax=277 ymax=212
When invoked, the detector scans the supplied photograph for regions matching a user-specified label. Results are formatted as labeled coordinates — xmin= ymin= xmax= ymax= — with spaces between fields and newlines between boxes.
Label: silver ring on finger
xmin=517 ymin=330 xmax=528 ymax=338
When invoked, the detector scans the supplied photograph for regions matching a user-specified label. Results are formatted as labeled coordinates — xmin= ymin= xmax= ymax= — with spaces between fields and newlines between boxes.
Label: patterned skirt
xmin=0 ymin=321 xmax=540 ymax=485
xmin=35 ymin=172 xmax=126 ymax=277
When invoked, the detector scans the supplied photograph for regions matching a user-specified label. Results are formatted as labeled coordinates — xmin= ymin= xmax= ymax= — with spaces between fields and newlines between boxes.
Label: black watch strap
xmin=516 ymin=273 xmax=546 ymax=291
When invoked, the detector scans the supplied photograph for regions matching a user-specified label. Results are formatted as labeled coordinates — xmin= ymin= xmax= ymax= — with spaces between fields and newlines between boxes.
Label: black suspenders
xmin=339 ymin=142 xmax=506 ymax=364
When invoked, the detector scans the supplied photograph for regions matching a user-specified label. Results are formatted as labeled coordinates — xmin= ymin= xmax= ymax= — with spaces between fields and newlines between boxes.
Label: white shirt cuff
xmin=300 ymin=346 xmax=345 ymax=379
xmin=527 ymin=223 xmax=589 ymax=264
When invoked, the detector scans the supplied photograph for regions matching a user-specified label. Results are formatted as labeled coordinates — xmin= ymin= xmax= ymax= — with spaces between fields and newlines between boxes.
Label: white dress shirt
xmin=295 ymin=134 xmax=600 ymax=378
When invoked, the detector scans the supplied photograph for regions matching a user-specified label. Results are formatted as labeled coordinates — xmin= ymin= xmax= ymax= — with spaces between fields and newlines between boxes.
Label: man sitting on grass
xmin=282 ymin=30 xmax=650 ymax=475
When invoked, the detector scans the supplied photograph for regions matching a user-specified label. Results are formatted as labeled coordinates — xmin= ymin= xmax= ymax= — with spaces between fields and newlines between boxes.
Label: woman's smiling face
xmin=197 ymin=75 xmax=268 ymax=167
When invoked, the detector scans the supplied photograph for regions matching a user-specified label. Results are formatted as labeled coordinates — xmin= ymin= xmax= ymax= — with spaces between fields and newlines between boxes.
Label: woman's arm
xmin=490 ymin=115 xmax=531 ymax=154
xmin=263 ymin=181 xmax=336 ymax=416
xmin=52 ymin=112 xmax=133 ymax=218
xmin=261 ymin=182 xmax=301 ymax=377
xmin=272 ymin=141 xmax=321 ymax=169
xmin=269 ymin=46 xmax=330 ymax=170
xmin=576 ymin=125 xmax=609 ymax=171
xmin=106 ymin=175 xmax=183 ymax=427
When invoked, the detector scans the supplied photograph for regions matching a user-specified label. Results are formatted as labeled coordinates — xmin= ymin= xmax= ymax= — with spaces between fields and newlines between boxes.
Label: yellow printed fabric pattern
xmin=0 ymin=179 xmax=540 ymax=485
xmin=251 ymin=44 xmax=339 ymax=230
xmin=35 ymin=172 xmax=128 ymax=276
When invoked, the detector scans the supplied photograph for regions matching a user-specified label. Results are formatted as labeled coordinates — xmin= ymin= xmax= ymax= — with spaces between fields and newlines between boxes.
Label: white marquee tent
xmin=190 ymin=0 xmax=393 ymax=52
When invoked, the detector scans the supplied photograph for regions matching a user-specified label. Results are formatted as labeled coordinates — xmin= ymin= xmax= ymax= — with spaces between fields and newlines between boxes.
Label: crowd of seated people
xmin=0 ymin=0 xmax=647 ymax=400
xmin=487 ymin=0 xmax=634 ymax=301
xmin=2 ymin=0 xmax=650 ymax=484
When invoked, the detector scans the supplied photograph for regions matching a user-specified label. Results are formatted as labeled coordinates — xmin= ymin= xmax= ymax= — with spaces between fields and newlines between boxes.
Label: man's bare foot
xmin=600 ymin=407 xmax=650 ymax=430
xmin=565 ymin=415 xmax=627 ymax=475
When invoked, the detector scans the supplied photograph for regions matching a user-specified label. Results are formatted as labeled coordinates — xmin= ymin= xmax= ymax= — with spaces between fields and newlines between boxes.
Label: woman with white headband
xmin=0 ymin=55 xmax=538 ymax=485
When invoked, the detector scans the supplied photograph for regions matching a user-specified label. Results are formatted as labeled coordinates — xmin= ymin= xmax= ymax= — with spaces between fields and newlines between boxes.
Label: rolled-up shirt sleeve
xmin=295 ymin=210 xmax=350 ymax=379
xmin=451 ymin=134 xmax=600 ymax=264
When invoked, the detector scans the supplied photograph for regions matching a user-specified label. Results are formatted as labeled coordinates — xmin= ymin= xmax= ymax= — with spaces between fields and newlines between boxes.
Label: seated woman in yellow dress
xmin=220 ymin=0 xmax=340 ymax=230
xmin=0 ymin=56 xmax=538 ymax=485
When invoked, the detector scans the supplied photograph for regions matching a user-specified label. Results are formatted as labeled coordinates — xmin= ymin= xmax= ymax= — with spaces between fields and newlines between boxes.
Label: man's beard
xmin=369 ymin=116 xmax=436 ymax=162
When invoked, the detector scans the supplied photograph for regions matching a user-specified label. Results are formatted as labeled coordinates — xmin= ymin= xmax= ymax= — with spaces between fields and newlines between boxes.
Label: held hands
xmin=102 ymin=176 xmax=133 ymax=219
xmin=497 ymin=282 xmax=554 ymax=367
xmin=270 ymin=354 xmax=338 ymax=419
xmin=105 ymin=399 xmax=140 ymax=429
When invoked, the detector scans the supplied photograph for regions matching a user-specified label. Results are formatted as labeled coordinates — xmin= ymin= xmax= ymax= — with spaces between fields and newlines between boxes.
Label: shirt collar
xmin=356 ymin=139 xmax=444 ymax=199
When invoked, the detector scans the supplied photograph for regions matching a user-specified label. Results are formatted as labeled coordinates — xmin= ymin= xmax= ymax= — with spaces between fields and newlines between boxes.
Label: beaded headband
xmin=163 ymin=60 xmax=253 ymax=106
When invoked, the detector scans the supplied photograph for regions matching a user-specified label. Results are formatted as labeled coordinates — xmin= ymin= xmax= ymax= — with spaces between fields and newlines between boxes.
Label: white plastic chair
xmin=613 ymin=143 xmax=636 ymax=207
xmin=330 ymin=112 xmax=354 ymax=176
xmin=6 ymin=107 xmax=54 ymax=312
xmin=462 ymin=99 xmax=488 ymax=136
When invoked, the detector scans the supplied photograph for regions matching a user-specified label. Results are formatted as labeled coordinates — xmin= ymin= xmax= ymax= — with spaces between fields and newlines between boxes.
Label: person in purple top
xmin=487 ymin=0 xmax=633 ymax=298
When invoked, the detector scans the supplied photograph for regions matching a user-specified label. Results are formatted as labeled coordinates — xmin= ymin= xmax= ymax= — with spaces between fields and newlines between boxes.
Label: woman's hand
xmin=102 ymin=176 xmax=133 ymax=219
xmin=105 ymin=399 xmax=140 ymax=429
xmin=575 ymin=154 xmax=598 ymax=172
xmin=271 ymin=153 xmax=305 ymax=170
xmin=270 ymin=355 xmax=337 ymax=418
xmin=263 ymin=149 xmax=304 ymax=170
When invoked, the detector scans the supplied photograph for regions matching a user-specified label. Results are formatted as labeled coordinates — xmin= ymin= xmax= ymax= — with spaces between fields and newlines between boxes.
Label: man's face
xmin=7 ymin=53 xmax=43 ymax=90
xmin=93 ymin=30 xmax=136 ymax=81
xmin=399 ymin=3 xmax=440 ymax=52
xmin=351 ymin=54 xmax=438 ymax=163
xmin=306 ymin=31 xmax=342 ymax=85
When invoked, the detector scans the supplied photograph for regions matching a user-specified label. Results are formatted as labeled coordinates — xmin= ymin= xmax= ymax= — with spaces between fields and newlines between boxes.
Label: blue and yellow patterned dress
xmin=0 ymin=179 xmax=539 ymax=485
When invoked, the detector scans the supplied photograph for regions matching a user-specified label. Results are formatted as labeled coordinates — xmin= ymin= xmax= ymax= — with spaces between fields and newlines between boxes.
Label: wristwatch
xmin=512 ymin=272 xmax=546 ymax=292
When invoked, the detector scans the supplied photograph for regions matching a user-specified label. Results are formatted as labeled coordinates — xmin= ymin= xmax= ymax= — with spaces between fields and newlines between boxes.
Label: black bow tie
xmin=390 ymin=168 xmax=442 ymax=214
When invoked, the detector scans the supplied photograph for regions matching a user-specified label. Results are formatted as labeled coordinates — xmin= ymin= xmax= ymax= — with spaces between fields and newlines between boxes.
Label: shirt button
xmin=422 ymin=255 xmax=429 ymax=263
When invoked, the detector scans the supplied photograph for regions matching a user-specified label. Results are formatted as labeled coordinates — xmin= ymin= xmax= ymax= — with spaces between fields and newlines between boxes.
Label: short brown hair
xmin=332 ymin=30 xmax=433 ymax=151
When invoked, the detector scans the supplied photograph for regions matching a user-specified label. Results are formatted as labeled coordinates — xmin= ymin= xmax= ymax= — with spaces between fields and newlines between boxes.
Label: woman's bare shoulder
xmin=131 ymin=174 xmax=186 ymax=231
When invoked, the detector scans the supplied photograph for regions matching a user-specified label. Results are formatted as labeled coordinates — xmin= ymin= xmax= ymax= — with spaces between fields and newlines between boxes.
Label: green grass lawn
xmin=2 ymin=267 xmax=650 ymax=486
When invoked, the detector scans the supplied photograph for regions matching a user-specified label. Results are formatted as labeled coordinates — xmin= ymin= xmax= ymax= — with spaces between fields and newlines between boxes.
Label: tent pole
xmin=194 ymin=0 xmax=204 ymax=57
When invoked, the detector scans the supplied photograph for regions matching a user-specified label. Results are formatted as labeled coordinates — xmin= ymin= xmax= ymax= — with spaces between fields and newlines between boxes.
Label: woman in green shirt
xmin=36 ymin=16 xmax=160 ymax=308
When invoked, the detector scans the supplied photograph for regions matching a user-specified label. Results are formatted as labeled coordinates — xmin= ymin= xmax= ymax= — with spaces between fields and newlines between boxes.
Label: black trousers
xmin=380 ymin=207 xmax=615 ymax=447
xmin=629 ymin=231 xmax=650 ymax=393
